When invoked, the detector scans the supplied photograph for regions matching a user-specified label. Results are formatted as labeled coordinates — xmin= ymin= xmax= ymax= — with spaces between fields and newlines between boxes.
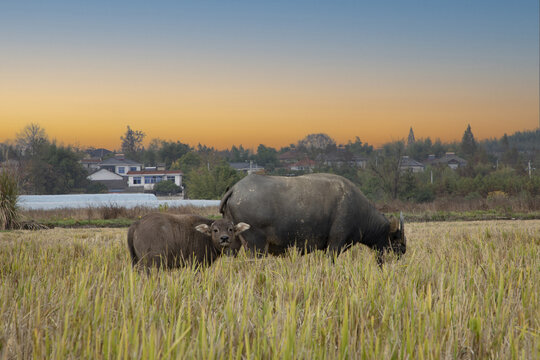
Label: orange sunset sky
xmin=1 ymin=1 xmax=538 ymax=150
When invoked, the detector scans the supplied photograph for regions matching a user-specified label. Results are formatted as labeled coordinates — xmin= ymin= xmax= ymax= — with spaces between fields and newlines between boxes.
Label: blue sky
xmin=1 ymin=1 xmax=538 ymax=149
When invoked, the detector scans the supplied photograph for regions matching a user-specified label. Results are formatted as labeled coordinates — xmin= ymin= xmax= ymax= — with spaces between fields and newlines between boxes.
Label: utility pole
xmin=529 ymin=160 xmax=532 ymax=178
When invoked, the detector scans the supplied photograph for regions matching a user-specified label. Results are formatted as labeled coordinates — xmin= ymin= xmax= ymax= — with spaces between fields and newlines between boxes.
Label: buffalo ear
xmin=388 ymin=216 xmax=399 ymax=233
xmin=234 ymin=222 xmax=250 ymax=234
xmin=195 ymin=224 xmax=211 ymax=236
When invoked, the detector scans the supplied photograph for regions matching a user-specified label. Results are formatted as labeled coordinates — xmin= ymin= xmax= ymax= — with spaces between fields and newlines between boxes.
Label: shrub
xmin=487 ymin=190 xmax=508 ymax=201
xmin=413 ymin=184 xmax=436 ymax=203
xmin=86 ymin=182 xmax=108 ymax=194
xmin=186 ymin=163 xmax=244 ymax=199
xmin=153 ymin=180 xmax=181 ymax=195
xmin=0 ymin=169 xmax=20 ymax=230
xmin=99 ymin=205 xmax=127 ymax=220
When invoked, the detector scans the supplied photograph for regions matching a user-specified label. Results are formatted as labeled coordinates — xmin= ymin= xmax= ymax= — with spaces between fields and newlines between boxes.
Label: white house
xmin=127 ymin=170 xmax=183 ymax=191
xmin=87 ymin=168 xmax=123 ymax=181
xmin=85 ymin=155 xmax=145 ymax=193
xmin=98 ymin=155 xmax=142 ymax=176
xmin=86 ymin=169 xmax=128 ymax=192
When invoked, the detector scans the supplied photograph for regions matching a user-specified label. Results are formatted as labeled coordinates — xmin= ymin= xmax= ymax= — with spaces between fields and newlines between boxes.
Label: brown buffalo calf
xmin=127 ymin=213 xmax=249 ymax=269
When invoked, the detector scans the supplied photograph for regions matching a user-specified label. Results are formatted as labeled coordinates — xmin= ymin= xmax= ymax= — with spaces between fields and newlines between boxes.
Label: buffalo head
xmin=387 ymin=212 xmax=406 ymax=257
xmin=195 ymin=219 xmax=250 ymax=252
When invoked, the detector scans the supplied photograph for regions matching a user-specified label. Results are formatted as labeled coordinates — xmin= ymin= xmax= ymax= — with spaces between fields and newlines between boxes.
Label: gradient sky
xmin=1 ymin=0 xmax=538 ymax=150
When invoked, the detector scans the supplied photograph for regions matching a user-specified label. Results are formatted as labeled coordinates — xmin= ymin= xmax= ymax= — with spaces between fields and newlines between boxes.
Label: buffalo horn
xmin=399 ymin=211 xmax=405 ymax=242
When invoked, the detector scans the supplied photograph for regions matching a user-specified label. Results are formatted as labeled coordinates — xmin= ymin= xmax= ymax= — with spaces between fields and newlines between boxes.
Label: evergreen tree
xmin=502 ymin=147 xmax=521 ymax=168
xmin=345 ymin=137 xmax=373 ymax=155
xmin=460 ymin=124 xmax=477 ymax=157
xmin=171 ymin=152 xmax=202 ymax=174
xmin=407 ymin=127 xmax=415 ymax=146
xmin=120 ymin=125 xmax=146 ymax=158
xmin=501 ymin=133 xmax=509 ymax=149
xmin=255 ymin=144 xmax=279 ymax=169
xmin=141 ymin=138 xmax=163 ymax=166
xmin=406 ymin=137 xmax=437 ymax=161
xmin=158 ymin=140 xmax=191 ymax=168
xmin=25 ymin=143 xmax=89 ymax=194
xmin=229 ymin=145 xmax=250 ymax=162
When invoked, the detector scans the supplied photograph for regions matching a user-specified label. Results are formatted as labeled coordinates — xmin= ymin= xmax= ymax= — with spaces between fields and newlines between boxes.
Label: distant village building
xmin=86 ymin=169 xmax=128 ymax=192
xmin=400 ymin=156 xmax=424 ymax=172
xmin=85 ymin=154 xmax=143 ymax=193
xmin=80 ymin=158 xmax=101 ymax=172
xmin=81 ymin=148 xmax=113 ymax=172
xmin=352 ymin=155 xmax=368 ymax=168
xmin=87 ymin=168 xmax=123 ymax=181
xmin=316 ymin=149 xmax=368 ymax=168
xmin=127 ymin=169 xmax=183 ymax=192
xmin=424 ymin=152 xmax=467 ymax=170
xmin=83 ymin=152 xmax=185 ymax=194
xmin=229 ymin=161 xmax=265 ymax=174
xmin=289 ymin=159 xmax=316 ymax=172
xmin=98 ymin=154 xmax=142 ymax=176
xmin=85 ymin=148 xmax=113 ymax=159
xmin=278 ymin=150 xmax=303 ymax=165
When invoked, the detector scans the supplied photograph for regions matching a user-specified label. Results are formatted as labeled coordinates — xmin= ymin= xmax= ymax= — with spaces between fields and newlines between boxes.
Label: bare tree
xmin=16 ymin=123 xmax=48 ymax=158
xmin=298 ymin=133 xmax=336 ymax=151
xmin=370 ymin=141 xmax=406 ymax=199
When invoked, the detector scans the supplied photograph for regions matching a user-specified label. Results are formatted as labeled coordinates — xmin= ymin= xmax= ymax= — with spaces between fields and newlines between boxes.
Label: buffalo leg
xmin=239 ymin=228 xmax=268 ymax=257
xmin=327 ymin=220 xmax=356 ymax=259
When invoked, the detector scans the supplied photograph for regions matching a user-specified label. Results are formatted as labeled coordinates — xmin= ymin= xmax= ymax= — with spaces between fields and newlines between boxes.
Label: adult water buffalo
xmin=127 ymin=213 xmax=250 ymax=269
xmin=220 ymin=173 xmax=406 ymax=261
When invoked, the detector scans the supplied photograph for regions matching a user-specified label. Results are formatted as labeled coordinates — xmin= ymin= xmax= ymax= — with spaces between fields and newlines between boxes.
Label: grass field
xmin=0 ymin=220 xmax=538 ymax=359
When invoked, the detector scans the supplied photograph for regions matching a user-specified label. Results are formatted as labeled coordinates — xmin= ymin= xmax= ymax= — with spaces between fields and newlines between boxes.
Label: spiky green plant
xmin=0 ymin=169 xmax=20 ymax=230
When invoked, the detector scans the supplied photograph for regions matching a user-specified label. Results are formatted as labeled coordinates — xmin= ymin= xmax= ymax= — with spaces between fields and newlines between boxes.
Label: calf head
xmin=195 ymin=219 xmax=250 ymax=252
xmin=387 ymin=213 xmax=406 ymax=257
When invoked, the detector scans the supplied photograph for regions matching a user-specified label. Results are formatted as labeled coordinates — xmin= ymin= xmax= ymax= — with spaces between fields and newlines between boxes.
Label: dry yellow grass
xmin=0 ymin=220 xmax=539 ymax=359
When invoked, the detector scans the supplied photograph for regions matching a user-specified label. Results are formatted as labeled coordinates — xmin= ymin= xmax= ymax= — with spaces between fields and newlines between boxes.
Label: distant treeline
xmin=0 ymin=124 xmax=538 ymax=204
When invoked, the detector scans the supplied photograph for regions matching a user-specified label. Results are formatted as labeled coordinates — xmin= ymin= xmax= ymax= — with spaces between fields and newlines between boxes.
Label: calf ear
xmin=234 ymin=222 xmax=250 ymax=234
xmin=195 ymin=224 xmax=211 ymax=236
xmin=388 ymin=216 xmax=399 ymax=233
